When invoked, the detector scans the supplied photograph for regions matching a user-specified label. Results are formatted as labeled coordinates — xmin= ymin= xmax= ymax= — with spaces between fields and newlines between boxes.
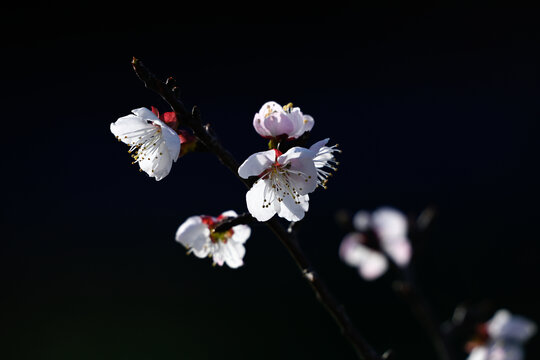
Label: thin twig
xmin=214 ymin=213 xmax=256 ymax=233
xmin=389 ymin=262 xmax=455 ymax=360
xmin=131 ymin=58 xmax=381 ymax=360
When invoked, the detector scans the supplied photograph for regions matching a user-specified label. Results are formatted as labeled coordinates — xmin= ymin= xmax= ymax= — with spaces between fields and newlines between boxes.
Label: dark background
xmin=2 ymin=2 xmax=539 ymax=359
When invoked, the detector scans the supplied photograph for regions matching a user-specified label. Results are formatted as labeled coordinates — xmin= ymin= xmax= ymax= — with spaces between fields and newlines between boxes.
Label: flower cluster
xmin=466 ymin=309 xmax=537 ymax=360
xmin=339 ymin=207 xmax=412 ymax=280
xmin=110 ymin=101 xmax=338 ymax=268
xmin=238 ymin=101 xmax=340 ymax=222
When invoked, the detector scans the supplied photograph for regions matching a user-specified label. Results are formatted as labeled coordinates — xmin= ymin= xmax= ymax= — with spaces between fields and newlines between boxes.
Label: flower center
xmin=202 ymin=216 xmax=234 ymax=244
xmin=124 ymin=124 xmax=165 ymax=173
xmin=257 ymin=152 xmax=311 ymax=208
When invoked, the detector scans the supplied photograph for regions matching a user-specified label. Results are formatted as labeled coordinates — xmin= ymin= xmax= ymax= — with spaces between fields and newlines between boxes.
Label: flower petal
xmin=175 ymin=216 xmax=211 ymax=257
xmin=155 ymin=119 xmax=181 ymax=162
xmin=353 ymin=211 xmax=371 ymax=231
xmin=488 ymin=310 xmax=537 ymax=342
xmin=276 ymin=192 xmax=307 ymax=222
xmin=238 ymin=149 xmax=276 ymax=179
xmin=358 ymin=252 xmax=388 ymax=280
xmin=220 ymin=210 xmax=239 ymax=219
xmin=222 ymin=242 xmax=246 ymax=269
xmin=372 ymin=207 xmax=408 ymax=239
xmin=132 ymin=107 xmax=160 ymax=121
xmin=231 ymin=224 xmax=251 ymax=244
xmin=246 ymin=179 xmax=276 ymax=222
xmin=278 ymin=148 xmax=318 ymax=195
xmin=110 ymin=114 xmax=154 ymax=145
xmin=309 ymin=138 xmax=330 ymax=155
xmin=383 ymin=237 xmax=412 ymax=267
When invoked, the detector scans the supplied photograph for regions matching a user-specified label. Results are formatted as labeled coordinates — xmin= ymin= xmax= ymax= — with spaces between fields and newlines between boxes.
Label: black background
xmin=2 ymin=2 xmax=539 ymax=359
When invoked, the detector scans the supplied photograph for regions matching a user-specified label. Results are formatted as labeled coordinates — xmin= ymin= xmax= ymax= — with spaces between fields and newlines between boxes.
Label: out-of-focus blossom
xmin=111 ymin=107 xmax=181 ymax=181
xmin=175 ymin=210 xmax=251 ymax=268
xmin=309 ymin=138 xmax=341 ymax=189
xmin=339 ymin=207 xmax=411 ymax=280
xmin=238 ymin=147 xmax=318 ymax=222
xmin=253 ymin=101 xmax=314 ymax=140
xmin=466 ymin=310 xmax=537 ymax=360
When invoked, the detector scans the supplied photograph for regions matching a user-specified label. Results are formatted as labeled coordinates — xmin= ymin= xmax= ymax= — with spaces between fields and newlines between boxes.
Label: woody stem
xmin=132 ymin=58 xmax=382 ymax=360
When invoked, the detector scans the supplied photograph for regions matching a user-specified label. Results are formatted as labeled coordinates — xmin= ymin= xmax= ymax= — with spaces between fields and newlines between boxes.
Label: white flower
xmin=466 ymin=310 xmax=537 ymax=360
xmin=111 ymin=107 xmax=181 ymax=181
xmin=308 ymin=138 xmax=341 ymax=189
xmin=488 ymin=309 xmax=537 ymax=343
xmin=175 ymin=210 xmax=251 ymax=268
xmin=339 ymin=207 xmax=412 ymax=280
xmin=253 ymin=101 xmax=314 ymax=139
xmin=238 ymin=147 xmax=318 ymax=222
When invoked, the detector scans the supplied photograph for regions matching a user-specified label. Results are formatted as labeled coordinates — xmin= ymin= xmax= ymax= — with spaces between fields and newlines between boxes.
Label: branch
xmin=131 ymin=58 xmax=382 ymax=360
xmin=389 ymin=262 xmax=455 ymax=360
xmin=214 ymin=213 xmax=256 ymax=233
xmin=132 ymin=58 xmax=249 ymax=187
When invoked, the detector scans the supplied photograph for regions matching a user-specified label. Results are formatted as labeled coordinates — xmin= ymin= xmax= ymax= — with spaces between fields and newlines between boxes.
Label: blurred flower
xmin=111 ymin=107 xmax=181 ymax=181
xmin=466 ymin=309 xmax=537 ymax=360
xmin=309 ymin=138 xmax=341 ymax=189
xmin=238 ymin=147 xmax=318 ymax=222
xmin=175 ymin=210 xmax=251 ymax=268
xmin=339 ymin=207 xmax=411 ymax=280
xmin=253 ymin=101 xmax=314 ymax=140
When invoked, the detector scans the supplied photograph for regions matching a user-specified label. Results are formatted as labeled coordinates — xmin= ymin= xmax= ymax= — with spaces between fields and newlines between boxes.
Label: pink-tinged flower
xmin=339 ymin=207 xmax=412 ymax=280
xmin=238 ymin=147 xmax=318 ymax=222
xmin=253 ymin=101 xmax=314 ymax=140
xmin=308 ymin=138 xmax=341 ymax=189
xmin=175 ymin=210 xmax=251 ymax=269
xmin=111 ymin=107 xmax=181 ymax=181
xmin=466 ymin=310 xmax=536 ymax=360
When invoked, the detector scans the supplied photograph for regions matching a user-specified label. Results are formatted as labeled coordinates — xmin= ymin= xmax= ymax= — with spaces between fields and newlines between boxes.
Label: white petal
xmin=263 ymin=113 xmax=294 ymax=137
xmin=488 ymin=310 xmax=537 ymax=342
xmin=467 ymin=346 xmax=488 ymax=360
xmin=353 ymin=211 xmax=371 ymax=231
xmin=175 ymin=216 xmax=211 ymax=256
xmin=278 ymin=148 xmax=318 ymax=195
xmin=156 ymin=119 xmax=181 ymax=162
xmin=339 ymin=233 xmax=388 ymax=280
xmin=137 ymin=138 xmax=174 ymax=181
xmin=276 ymin=192 xmax=307 ymax=222
xmin=222 ymin=241 xmax=246 ymax=269
xmin=246 ymin=179 xmax=276 ymax=222
xmin=339 ymin=233 xmax=372 ymax=266
xmin=358 ymin=252 xmax=388 ymax=280
xmin=220 ymin=210 xmax=238 ymax=218
xmin=301 ymin=114 xmax=315 ymax=133
xmin=288 ymin=110 xmax=314 ymax=139
xmin=110 ymin=114 xmax=154 ymax=145
xmin=231 ymin=224 xmax=251 ymax=244
xmin=372 ymin=207 xmax=408 ymax=239
xmin=132 ymin=107 xmax=160 ymax=121
xmin=253 ymin=113 xmax=271 ymax=137
xmin=486 ymin=343 xmax=523 ymax=360
xmin=238 ymin=149 xmax=276 ymax=179
xmin=383 ymin=237 xmax=412 ymax=267
xmin=309 ymin=138 xmax=330 ymax=155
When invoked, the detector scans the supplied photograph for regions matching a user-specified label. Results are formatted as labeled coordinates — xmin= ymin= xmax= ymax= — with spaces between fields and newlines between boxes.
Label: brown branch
xmin=214 ymin=213 xmax=256 ymax=233
xmin=131 ymin=58 xmax=382 ymax=360
xmin=389 ymin=262 xmax=455 ymax=360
